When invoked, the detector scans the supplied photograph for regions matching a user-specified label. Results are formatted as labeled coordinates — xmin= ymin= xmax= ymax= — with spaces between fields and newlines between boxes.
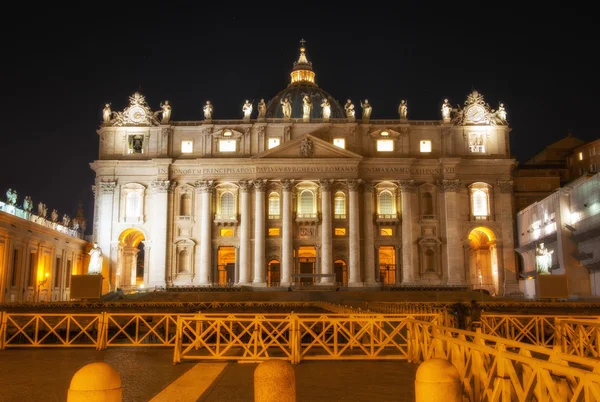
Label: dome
xmin=265 ymin=40 xmax=345 ymax=119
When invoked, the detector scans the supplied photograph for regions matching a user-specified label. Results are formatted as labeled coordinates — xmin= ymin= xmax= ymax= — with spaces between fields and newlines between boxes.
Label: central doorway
xmin=217 ymin=246 xmax=235 ymax=285
xmin=378 ymin=246 xmax=396 ymax=285
xmin=296 ymin=246 xmax=316 ymax=285
xmin=117 ymin=229 xmax=146 ymax=290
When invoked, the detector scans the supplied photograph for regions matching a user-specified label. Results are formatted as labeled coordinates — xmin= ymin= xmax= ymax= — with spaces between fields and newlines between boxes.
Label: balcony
xmin=376 ymin=213 xmax=399 ymax=225
xmin=420 ymin=214 xmax=437 ymax=221
xmin=268 ymin=214 xmax=280 ymax=220
xmin=471 ymin=215 xmax=492 ymax=222
xmin=296 ymin=213 xmax=319 ymax=225
xmin=334 ymin=214 xmax=347 ymax=220
xmin=214 ymin=214 xmax=238 ymax=227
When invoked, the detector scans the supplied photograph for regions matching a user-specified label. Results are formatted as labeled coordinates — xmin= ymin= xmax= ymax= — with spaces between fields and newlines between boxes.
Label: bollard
xmin=67 ymin=362 xmax=122 ymax=402
xmin=254 ymin=359 xmax=296 ymax=402
xmin=415 ymin=358 xmax=461 ymax=402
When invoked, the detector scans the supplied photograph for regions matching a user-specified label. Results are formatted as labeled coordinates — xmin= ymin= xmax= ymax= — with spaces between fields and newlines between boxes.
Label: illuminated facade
xmin=91 ymin=43 xmax=518 ymax=295
xmin=516 ymin=172 xmax=600 ymax=298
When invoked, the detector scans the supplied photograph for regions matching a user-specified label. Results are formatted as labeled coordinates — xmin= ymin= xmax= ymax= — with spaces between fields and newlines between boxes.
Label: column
xmin=197 ymin=180 xmax=214 ymax=286
xmin=253 ymin=179 xmax=267 ymax=286
xmin=96 ymin=182 xmax=116 ymax=285
xmin=442 ymin=180 xmax=464 ymax=284
xmin=400 ymin=180 xmax=418 ymax=284
xmin=147 ymin=180 xmax=170 ymax=287
xmin=280 ymin=179 xmax=294 ymax=287
xmin=238 ymin=180 xmax=252 ymax=285
xmin=395 ymin=245 xmax=402 ymax=285
xmin=463 ymin=243 xmax=471 ymax=286
xmin=497 ymin=180 xmax=519 ymax=295
xmin=363 ymin=181 xmax=376 ymax=285
xmin=319 ymin=179 xmax=333 ymax=284
xmin=348 ymin=179 xmax=362 ymax=286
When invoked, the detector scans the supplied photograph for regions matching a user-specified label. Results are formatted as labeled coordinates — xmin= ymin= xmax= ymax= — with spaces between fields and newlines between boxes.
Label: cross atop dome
xmin=290 ymin=39 xmax=316 ymax=87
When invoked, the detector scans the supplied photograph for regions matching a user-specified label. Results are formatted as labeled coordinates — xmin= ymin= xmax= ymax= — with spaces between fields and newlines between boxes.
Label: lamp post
xmin=37 ymin=272 xmax=49 ymax=302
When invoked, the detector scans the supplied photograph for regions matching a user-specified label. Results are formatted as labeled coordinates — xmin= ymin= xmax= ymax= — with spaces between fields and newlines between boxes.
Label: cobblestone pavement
xmin=0 ymin=349 xmax=418 ymax=402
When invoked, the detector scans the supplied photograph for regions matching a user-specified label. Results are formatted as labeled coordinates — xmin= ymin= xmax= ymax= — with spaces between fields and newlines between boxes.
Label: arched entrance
xmin=334 ymin=259 xmax=347 ymax=285
xmin=217 ymin=246 xmax=235 ymax=285
xmin=267 ymin=259 xmax=280 ymax=286
xmin=296 ymin=246 xmax=316 ymax=285
xmin=378 ymin=246 xmax=396 ymax=285
xmin=117 ymin=229 xmax=146 ymax=290
xmin=467 ymin=226 xmax=499 ymax=295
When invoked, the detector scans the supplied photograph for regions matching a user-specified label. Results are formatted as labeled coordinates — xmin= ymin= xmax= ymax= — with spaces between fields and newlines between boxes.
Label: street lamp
xmin=37 ymin=272 xmax=49 ymax=302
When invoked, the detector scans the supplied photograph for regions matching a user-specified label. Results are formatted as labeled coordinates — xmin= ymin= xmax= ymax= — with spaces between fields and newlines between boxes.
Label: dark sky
xmin=1 ymin=2 xmax=597 ymax=235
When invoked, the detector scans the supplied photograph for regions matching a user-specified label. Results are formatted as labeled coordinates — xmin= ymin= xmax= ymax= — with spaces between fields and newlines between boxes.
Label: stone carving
xmin=300 ymin=138 xmax=314 ymax=157
xmin=398 ymin=100 xmax=408 ymax=120
xmin=280 ymin=97 xmax=292 ymax=119
xmin=440 ymin=179 xmax=462 ymax=192
xmin=284 ymin=126 xmax=291 ymax=140
xmin=5 ymin=188 xmax=17 ymax=205
xmin=453 ymin=90 xmax=507 ymax=126
xmin=441 ymin=127 xmax=452 ymax=137
xmin=23 ymin=196 xmax=33 ymax=212
xmin=321 ymin=97 xmax=331 ymax=120
xmin=319 ymin=179 xmax=333 ymax=192
xmin=441 ymin=99 xmax=452 ymax=122
xmin=242 ymin=100 xmax=252 ymax=121
xmin=344 ymin=99 xmax=355 ymax=119
xmin=99 ymin=182 xmax=117 ymax=195
xmin=299 ymin=227 xmax=315 ymax=237
xmin=257 ymin=99 xmax=266 ymax=119
xmin=195 ymin=180 xmax=216 ymax=192
xmin=398 ymin=180 xmax=417 ymax=193
xmin=253 ymin=179 xmax=268 ymax=192
xmin=102 ymin=104 xmax=113 ymax=123
xmin=62 ymin=214 xmax=71 ymax=227
xmin=37 ymin=202 xmax=47 ymax=218
xmin=347 ymin=179 xmax=361 ymax=191
xmin=168 ymin=181 xmax=178 ymax=193
xmin=497 ymin=180 xmax=514 ymax=193
xmin=496 ymin=103 xmax=507 ymax=123
xmin=362 ymin=180 xmax=375 ymax=193
xmin=159 ymin=100 xmax=171 ymax=124
xmin=111 ymin=92 xmax=157 ymax=126
xmin=280 ymin=179 xmax=295 ymax=191
xmin=399 ymin=127 xmax=410 ymax=137
xmin=257 ymin=126 xmax=266 ymax=139
xmin=361 ymin=99 xmax=372 ymax=121
xmin=150 ymin=180 xmax=171 ymax=193
xmin=87 ymin=243 xmax=103 ymax=275
xmin=238 ymin=180 xmax=253 ymax=191
xmin=302 ymin=95 xmax=312 ymax=119
xmin=203 ymin=101 xmax=213 ymax=120
xmin=51 ymin=209 xmax=59 ymax=223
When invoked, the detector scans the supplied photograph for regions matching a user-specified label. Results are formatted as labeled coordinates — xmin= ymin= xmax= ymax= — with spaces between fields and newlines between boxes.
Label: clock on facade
xmin=465 ymin=105 xmax=485 ymax=123
xmin=128 ymin=106 xmax=146 ymax=123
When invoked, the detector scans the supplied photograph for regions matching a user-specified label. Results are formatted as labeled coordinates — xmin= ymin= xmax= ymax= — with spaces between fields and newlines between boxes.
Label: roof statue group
xmin=100 ymin=41 xmax=507 ymax=126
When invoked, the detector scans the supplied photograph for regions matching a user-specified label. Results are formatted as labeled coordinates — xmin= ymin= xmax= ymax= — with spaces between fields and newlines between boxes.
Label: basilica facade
xmin=91 ymin=44 xmax=518 ymax=295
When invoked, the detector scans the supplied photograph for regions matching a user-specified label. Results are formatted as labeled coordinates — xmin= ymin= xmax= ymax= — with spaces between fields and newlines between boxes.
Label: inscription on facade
xmin=360 ymin=167 xmax=455 ymax=174
xmin=170 ymin=166 xmax=455 ymax=175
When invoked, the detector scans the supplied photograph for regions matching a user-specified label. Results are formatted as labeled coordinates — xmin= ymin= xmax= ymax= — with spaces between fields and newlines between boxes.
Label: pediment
xmin=252 ymin=134 xmax=363 ymax=160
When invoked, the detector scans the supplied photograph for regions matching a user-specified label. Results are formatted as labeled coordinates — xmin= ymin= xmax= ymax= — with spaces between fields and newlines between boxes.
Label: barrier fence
xmin=408 ymin=319 xmax=600 ymax=402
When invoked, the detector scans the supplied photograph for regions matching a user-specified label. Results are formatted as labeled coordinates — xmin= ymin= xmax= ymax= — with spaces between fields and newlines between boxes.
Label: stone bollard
xmin=67 ymin=362 xmax=122 ymax=402
xmin=254 ymin=359 xmax=296 ymax=402
xmin=415 ymin=358 xmax=461 ymax=402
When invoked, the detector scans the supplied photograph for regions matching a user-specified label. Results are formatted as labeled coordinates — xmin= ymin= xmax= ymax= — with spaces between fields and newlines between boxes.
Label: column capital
xmin=362 ymin=180 xmax=375 ymax=193
xmin=496 ymin=180 xmax=514 ymax=193
xmin=98 ymin=181 xmax=117 ymax=195
xmin=347 ymin=179 xmax=362 ymax=191
xmin=439 ymin=179 xmax=462 ymax=192
xmin=319 ymin=179 xmax=333 ymax=192
xmin=280 ymin=179 xmax=295 ymax=191
xmin=195 ymin=180 xmax=216 ymax=193
xmin=150 ymin=180 xmax=171 ymax=193
xmin=168 ymin=181 xmax=178 ymax=193
xmin=238 ymin=179 xmax=253 ymax=192
xmin=398 ymin=180 xmax=417 ymax=193
xmin=253 ymin=179 xmax=268 ymax=192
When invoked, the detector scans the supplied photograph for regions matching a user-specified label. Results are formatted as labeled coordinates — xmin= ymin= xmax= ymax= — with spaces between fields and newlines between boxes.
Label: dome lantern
xmin=290 ymin=39 xmax=316 ymax=87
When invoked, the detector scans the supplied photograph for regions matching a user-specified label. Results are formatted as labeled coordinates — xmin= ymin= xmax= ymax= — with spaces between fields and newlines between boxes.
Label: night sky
xmin=1 ymin=2 xmax=597 ymax=235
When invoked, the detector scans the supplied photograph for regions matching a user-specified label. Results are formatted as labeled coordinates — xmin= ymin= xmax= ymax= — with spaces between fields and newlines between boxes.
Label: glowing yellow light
xmin=381 ymin=131 xmax=389 ymax=137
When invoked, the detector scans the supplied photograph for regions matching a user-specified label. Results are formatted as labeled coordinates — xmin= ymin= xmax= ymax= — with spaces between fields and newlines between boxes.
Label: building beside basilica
xmin=91 ymin=43 xmax=518 ymax=295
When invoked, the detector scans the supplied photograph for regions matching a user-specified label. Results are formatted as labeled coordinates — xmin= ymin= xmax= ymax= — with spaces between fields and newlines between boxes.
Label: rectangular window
xmin=54 ymin=257 xmax=61 ymax=288
xmin=334 ymin=228 xmax=346 ymax=236
xmin=333 ymin=138 xmax=345 ymax=149
xmin=181 ymin=140 xmax=193 ymax=153
xmin=220 ymin=229 xmax=233 ymax=237
xmin=11 ymin=249 xmax=18 ymax=286
xmin=380 ymin=228 xmax=393 ymax=236
xmin=377 ymin=139 xmax=394 ymax=152
xmin=65 ymin=260 xmax=72 ymax=288
xmin=268 ymin=228 xmax=280 ymax=236
xmin=420 ymin=140 xmax=432 ymax=153
xmin=219 ymin=140 xmax=236 ymax=152
xmin=267 ymin=138 xmax=280 ymax=149
xmin=578 ymin=152 xmax=583 ymax=161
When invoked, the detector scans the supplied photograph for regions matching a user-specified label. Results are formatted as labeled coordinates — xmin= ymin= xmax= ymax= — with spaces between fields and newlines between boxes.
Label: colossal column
xmin=497 ymin=180 xmax=518 ymax=295
xmin=147 ymin=180 xmax=171 ymax=287
xmin=253 ymin=179 xmax=267 ymax=286
xmin=348 ymin=179 xmax=362 ymax=286
xmin=320 ymin=179 xmax=333 ymax=284
xmin=362 ymin=181 xmax=377 ymax=285
xmin=197 ymin=180 xmax=215 ymax=285
xmin=238 ymin=180 xmax=252 ymax=285
xmin=400 ymin=180 xmax=418 ymax=283
xmin=442 ymin=179 xmax=464 ymax=284
xmin=281 ymin=179 xmax=294 ymax=287
xmin=95 ymin=181 xmax=116 ymax=285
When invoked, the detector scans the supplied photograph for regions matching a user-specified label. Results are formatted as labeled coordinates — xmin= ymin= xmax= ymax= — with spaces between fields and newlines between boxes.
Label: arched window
xmin=178 ymin=250 xmax=189 ymax=273
xmin=422 ymin=193 xmax=433 ymax=215
xmin=472 ymin=190 xmax=488 ymax=216
xmin=379 ymin=191 xmax=393 ymax=215
xmin=125 ymin=192 xmax=141 ymax=219
xmin=425 ymin=249 xmax=435 ymax=271
xmin=268 ymin=192 xmax=280 ymax=218
xmin=220 ymin=192 xmax=235 ymax=217
xmin=180 ymin=193 xmax=191 ymax=216
xmin=300 ymin=190 xmax=315 ymax=215
xmin=334 ymin=192 xmax=346 ymax=218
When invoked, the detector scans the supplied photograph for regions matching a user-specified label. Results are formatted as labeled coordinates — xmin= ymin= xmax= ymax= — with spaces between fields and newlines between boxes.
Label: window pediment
xmin=368 ymin=128 xmax=402 ymax=140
